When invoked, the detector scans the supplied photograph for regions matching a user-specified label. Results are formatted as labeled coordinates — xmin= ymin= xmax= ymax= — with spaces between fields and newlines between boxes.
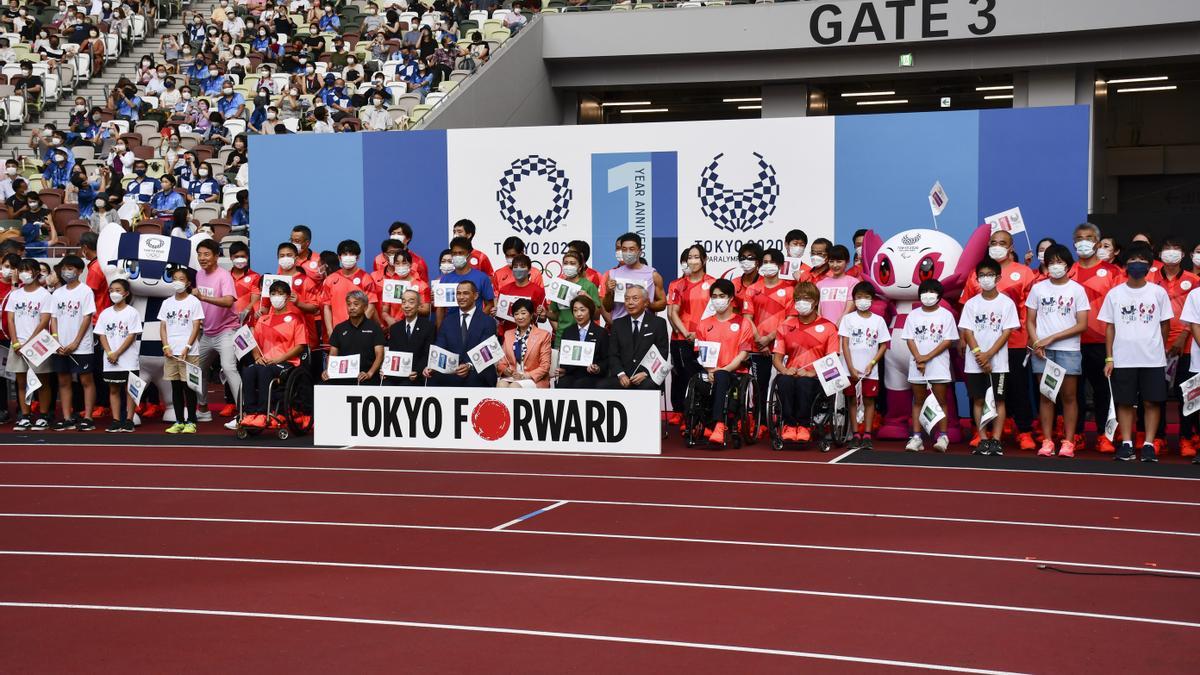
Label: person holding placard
xmin=1099 ymin=243 xmax=1173 ymax=463
xmin=784 ymin=229 xmax=809 ymax=280
xmin=436 ymin=237 xmax=495 ymax=328
xmin=772 ymin=282 xmax=839 ymax=443
xmin=4 ymin=258 xmax=53 ymax=430
xmin=602 ymin=232 xmax=666 ymax=320
xmin=839 ymin=282 xmax=890 ymax=450
xmin=494 ymin=254 xmax=546 ymax=336
xmin=241 ymin=280 xmax=309 ymax=428
xmin=1180 ymin=278 xmax=1200 ymax=464
xmin=386 ymin=288 xmax=434 ymax=387
xmin=555 ymin=295 xmax=608 ymax=390
xmin=744 ymin=247 xmax=795 ymax=435
xmin=959 ymin=259 xmax=1020 ymax=456
xmin=497 ymin=298 xmax=552 ymax=389
xmin=549 ymin=250 xmax=602 ymax=347
xmin=49 ymin=255 xmax=97 ymax=431
xmin=158 ymin=268 xmax=205 ymax=434
xmin=666 ymin=245 xmax=714 ymax=423
xmin=94 ymin=279 xmax=142 ymax=433
xmin=1026 ymin=243 xmax=1090 ymax=458
xmin=425 ymin=280 xmax=499 ymax=387
xmin=323 ymin=290 xmax=385 ymax=386
xmin=902 ymin=279 xmax=960 ymax=453
xmin=604 ymin=284 xmax=669 ymax=391
xmin=695 ymin=279 xmax=753 ymax=445
xmin=371 ymin=241 xmax=431 ymax=330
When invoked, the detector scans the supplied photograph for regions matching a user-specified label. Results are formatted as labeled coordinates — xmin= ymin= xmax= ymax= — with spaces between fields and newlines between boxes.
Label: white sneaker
xmin=933 ymin=434 xmax=950 ymax=452
xmin=196 ymin=410 xmax=213 ymax=422
xmin=224 ymin=419 xmax=239 ymax=430
xmin=905 ymin=435 xmax=924 ymax=452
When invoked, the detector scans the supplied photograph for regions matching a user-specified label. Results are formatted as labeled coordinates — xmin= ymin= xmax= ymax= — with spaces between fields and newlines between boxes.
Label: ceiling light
xmin=620 ymin=108 xmax=669 ymax=113
xmin=1105 ymin=76 xmax=1169 ymax=85
xmin=975 ymin=85 xmax=1013 ymax=91
xmin=856 ymin=99 xmax=908 ymax=106
xmin=1116 ymin=85 xmax=1177 ymax=93
xmin=601 ymin=101 xmax=651 ymax=107
xmin=737 ymin=105 xmax=762 ymax=110
xmin=723 ymin=97 xmax=762 ymax=103
xmin=841 ymin=90 xmax=896 ymax=98
xmin=984 ymin=94 xmax=1014 ymax=100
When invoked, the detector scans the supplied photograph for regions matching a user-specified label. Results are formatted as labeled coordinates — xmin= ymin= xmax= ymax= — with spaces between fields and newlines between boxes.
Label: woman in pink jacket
xmin=497 ymin=298 xmax=552 ymax=388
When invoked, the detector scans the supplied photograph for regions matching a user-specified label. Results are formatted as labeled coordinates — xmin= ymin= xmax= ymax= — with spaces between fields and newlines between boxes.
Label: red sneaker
xmin=796 ymin=426 xmax=812 ymax=442
xmin=782 ymin=426 xmax=798 ymax=442
xmin=1037 ymin=440 xmax=1055 ymax=457
xmin=242 ymin=414 xmax=267 ymax=428
xmin=968 ymin=433 xmax=980 ymax=449
xmin=1017 ymin=432 xmax=1036 ymax=452
xmin=1181 ymin=438 xmax=1197 ymax=458
xmin=1096 ymin=436 xmax=1116 ymax=453
xmin=1153 ymin=438 xmax=1165 ymax=457
xmin=709 ymin=423 xmax=727 ymax=445
xmin=1058 ymin=440 xmax=1076 ymax=458
xmin=91 ymin=406 xmax=108 ymax=419
xmin=218 ymin=404 xmax=238 ymax=417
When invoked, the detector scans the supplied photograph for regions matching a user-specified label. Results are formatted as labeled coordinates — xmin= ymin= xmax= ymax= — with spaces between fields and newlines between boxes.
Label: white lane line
xmin=5 ymin=551 xmax=1197 ymax=629
xmin=828 ymin=448 xmax=860 ymax=464
xmin=492 ymin=501 xmax=569 ymax=531
xmin=3 ymin=484 xmax=1195 ymax=539
xmin=3 ymin=461 xmax=1194 ymax=507
xmin=4 ymin=513 xmax=1196 ymax=577
xmin=0 ymin=601 xmax=1028 ymax=674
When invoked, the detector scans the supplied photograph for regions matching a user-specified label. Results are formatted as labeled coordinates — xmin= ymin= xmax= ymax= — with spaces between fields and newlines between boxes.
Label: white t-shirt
xmin=1098 ymin=283 xmax=1173 ymax=368
xmin=958 ymin=294 xmax=1020 ymax=374
xmin=3 ymin=286 xmax=52 ymax=343
xmin=902 ymin=306 xmax=959 ymax=383
xmin=1025 ymin=279 xmax=1090 ymax=352
xmin=837 ymin=311 xmax=890 ymax=379
xmin=51 ymin=283 xmax=97 ymax=355
xmin=94 ymin=305 xmax=143 ymax=371
xmin=1179 ymin=287 xmax=1200 ymax=373
xmin=157 ymin=294 xmax=205 ymax=354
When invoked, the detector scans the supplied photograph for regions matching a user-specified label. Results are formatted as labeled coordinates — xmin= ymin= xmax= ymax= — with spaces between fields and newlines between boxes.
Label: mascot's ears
xmin=944 ymin=224 xmax=992 ymax=292
xmin=860 ymin=229 xmax=886 ymax=296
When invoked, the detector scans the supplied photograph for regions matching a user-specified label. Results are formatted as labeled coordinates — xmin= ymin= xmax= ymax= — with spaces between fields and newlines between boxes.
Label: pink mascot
xmin=861 ymin=225 xmax=990 ymax=441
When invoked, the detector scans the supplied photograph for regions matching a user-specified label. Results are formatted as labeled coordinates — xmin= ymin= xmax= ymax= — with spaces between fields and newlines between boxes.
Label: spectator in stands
xmin=505 ymin=3 xmax=528 ymax=34
xmin=65 ymin=96 xmax=91 ymax=145
xmin=127 ymin=159 xmax=160 ymax=206
xmin=106 ymin=138 xmax=135 ymax=179
xmin=20 ymin=193 xmax=60 ymax=254
xmin=318 ymin=4 xmax=340 ymax=32
xmin=463 ymin=31 xmax=489 ymax=70
xmin=42 ymin=146 xmax=74 ymax=189
xmin=112 ymin=82 xmax=142 ymax=121
xmin=201 ymin=111 xmax=232 ymax=150
xmin=217 ymin=82 xmax=247 ymax=120
xmin=149 ymin=174 xmax=187 ymax=234
xmin=429 ymin=35 xmax=457 ymax=89
xmin=228 ymin=190 xmax=250 ymax=235
xmin=555 ymin=295 xmax=608 ymax=390
xmin=188 ymin=163 xmax=221 ymax=204
xmin=16 ymin=61 xmax=43 ymax=105
xmin=604 ymin=285 xmax=669 ymax=391
xmin=192 ymin=239 xmax=243 ymax=427
xmin=88 ymin=194 xmax=120 ymax=232
xmin=361 ymin=93 xmax=394 ymax=131
xmin=65 ymin=165 xmax=102 ymax=220
xmin=425 ymin=280 xmax=499 ymax=387
xmin=5 ymin=178 xmax=27 ymax=211
xmin=79 ymin=109 xmax=112 ymax=151
xmin=312 ymin=105 xmax=334 ymax=133
xmin=0 ymin=160 xmax=16 ymax=201
xmin=241 ymin=279 xmax=309 ymax=426
xmin=497 ymin=298 xmax=551 ymax=388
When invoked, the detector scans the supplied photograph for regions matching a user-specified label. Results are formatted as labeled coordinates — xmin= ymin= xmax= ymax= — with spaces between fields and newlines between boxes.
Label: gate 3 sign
xmin=314 ymin=386 xmax=661 ymax=454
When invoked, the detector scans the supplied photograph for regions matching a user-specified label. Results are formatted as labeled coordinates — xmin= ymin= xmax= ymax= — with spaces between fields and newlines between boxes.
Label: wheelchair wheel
xmin=810 ymin=394 xmax=833 ymax=451
xmin=735 ymin=376 xmax=758 ymax=447
xmin=682 ymin=376 xmax=710 ymax=448
xmin=283 ymin=365 xmax=315 ymax=435
xmin=830 ymin=390 xmax=851 ymax=447
xmin=766 ymin=379 xmax=784 ymax=450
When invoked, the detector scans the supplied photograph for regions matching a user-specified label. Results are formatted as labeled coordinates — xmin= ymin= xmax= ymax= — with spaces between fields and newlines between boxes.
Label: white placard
xmin=1039 ymin=359 xmax=1066 ymax=402
xmin=559 ymin=339 xmax=595 ymax=367
xmin=382 ymin=279 xmax=412 ymax=305
xmin=326 ymin=354 xmax=361 ymax=380
xmin=314 ymin=386 xmax=661 ymax=454
xmin=232 ymin=325 xmax=258 ymax=359
xmin=260 ymin=273 xmax=292 ymax=296
xmin=126 ymin=372 xmax=147 ymax=404
xmin=433 ymin=282 xmax=458 ymax=308
xmin=547 ymin=277 xmax=581 ymax=307
xmin=985 ymin=206 xmax=1026 ymax=235
xmin=381 ymin=350 xmax=414 ymax=378
xmin=1104 ymin=385 xmax=1118 ymax=442
xmin=427 ymin=344 xmax=459 ymax=374
xmin=854 ymin=380 xmax=864 ymax=425
xmin=699 ymin=299 xmax=716 ymax=321
xmin=613 ymin=278 xmax=647 ymax=304
xmin=24 ymin=368 xmax=41 ymax=404
xmin=638 ymin=344 xmax=669 ymax=385
xmin=468 ymin=334 xmax=504 ymax=371
xmin=814 ymin=352 xmax=850 ymax=396
xmin=185 ymin=360 xmax=203 ymax=393
xmin=494 ymin=294 xmax=518 ymax=322
xmin=1182 ymin=373 xmax=1200 ymax=417
xmin=919 ymin=387 xmax=945 ymax=434
xmin=695 ymin=340 xmax=721 ymax=369
xmin=0 ymin=346 xmax=12 ymax=380
xmin=20 ymin=331 xmax=61 ymax=368
xmin=781 ymin=256 xmax=805 ymax=279
xmin=980 ymin=386 xmax=998 ymax=427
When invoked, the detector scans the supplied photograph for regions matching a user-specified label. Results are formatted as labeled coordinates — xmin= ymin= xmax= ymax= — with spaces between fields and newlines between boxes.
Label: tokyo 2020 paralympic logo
xmin=496 ymin=155 xmax=573 ymax=236
xmin=697 ymin=152 xmax=780 ymax=233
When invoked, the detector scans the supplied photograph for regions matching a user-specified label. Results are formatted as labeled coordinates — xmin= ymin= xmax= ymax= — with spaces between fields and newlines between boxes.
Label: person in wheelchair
xmin=694 ymin=279 xmax=753 ymax=445
xmin=772 ymin=282 xmax=840 ymax=443
xmin=240 ymin=280 xmax=308 ymax=428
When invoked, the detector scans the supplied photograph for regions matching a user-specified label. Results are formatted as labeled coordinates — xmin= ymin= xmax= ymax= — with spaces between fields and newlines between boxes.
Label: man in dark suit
xmin=386 ymin=289 xmax=435 ymax=386
xmin=604 ymin=284 xmax=669 ymax=390
xmin=424 ymin=280 xmax=499 ymax=387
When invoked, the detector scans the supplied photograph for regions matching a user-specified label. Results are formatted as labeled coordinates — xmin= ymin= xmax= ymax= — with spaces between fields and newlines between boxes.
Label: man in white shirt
xmin=361 ymin=95 xmax=392 ymax=131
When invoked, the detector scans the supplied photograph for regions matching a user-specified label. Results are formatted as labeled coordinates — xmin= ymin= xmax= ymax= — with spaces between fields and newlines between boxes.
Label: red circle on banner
xmin=472 ymin=399 xmax=511 ymax=441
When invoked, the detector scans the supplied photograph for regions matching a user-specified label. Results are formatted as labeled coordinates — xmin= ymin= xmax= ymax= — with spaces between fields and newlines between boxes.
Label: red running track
xmin=2 ymin=443 xmax=1199 ymax=673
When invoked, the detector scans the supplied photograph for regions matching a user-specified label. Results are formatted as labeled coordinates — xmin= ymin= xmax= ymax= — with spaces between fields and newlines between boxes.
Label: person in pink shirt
xmin=816 ymin=245 xmax=858 ymax=325
xmin=192 ymin=239 xmax=242 ymax=426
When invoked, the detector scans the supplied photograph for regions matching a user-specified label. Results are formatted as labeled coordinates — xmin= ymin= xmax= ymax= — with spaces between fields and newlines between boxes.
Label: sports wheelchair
xmin=766 ymin=377 xmax=851 ymax=452
xmin=234 ymin=347 xmax=317 ymax=441
xmin=681 ymin=371 xmax=759 ymax=449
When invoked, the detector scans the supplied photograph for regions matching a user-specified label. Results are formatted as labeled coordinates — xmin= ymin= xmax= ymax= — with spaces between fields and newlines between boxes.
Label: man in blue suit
xmin=424 ymin=281 xmax=498 ymax=387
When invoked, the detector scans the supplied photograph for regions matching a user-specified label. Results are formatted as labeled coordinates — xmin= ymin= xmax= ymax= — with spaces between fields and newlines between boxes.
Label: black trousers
xmin=776 ymin=374 xmax=820 ymax=426
xmin=1005 ymin=349 xmax=1034 ymax=433
xmin=242 ymin=363 xmax=287 ymax=413
xmin=669 ymin=339 xmax=701 ymax=413
xmin=1080 ymin=343 xmax=1111 ymax=429
xmin=709 ymin=370 xmax=733 ymax=423
xmin=749 ymin=352 xmax=773 ymax=425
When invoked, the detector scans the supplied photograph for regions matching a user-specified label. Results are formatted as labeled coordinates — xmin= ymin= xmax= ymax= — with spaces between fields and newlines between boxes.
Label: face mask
xmin=920 ymin=293 xmax=939 ymax=308
xmin=19 ymin=271 xmax=35 ymax=284
xmin=795 ymin=300 xmax=814 ymax=315
xmin=1193 ymin=253 xmax=1200 ymax=268
xmin=198 ymin=169 xmax=210 ymax=178
xmin=978 ymin=275 xmax=997 ymax=292
xmin=1162 ymin=249 xmax=1183 ymax=265
xmin=1074 ymin=240 xmax=1095 ymax=258
xmin=232 ymin=258 xmax=248 ymax=269
xmin=28 ymin=202 xmax=40 ymax=210
xmin=810 ymin=255 xmax=827 ymax=268
xmin=854 ymin=297 xmax=872 ymax=312
xmin=759 ymin=263 xmax=779 ymax=278
xmin=0 ymin=267 xmax=10 ymax=279
xmin=711 ymin=297 xmax=731 ymax=313
xmin=739 ymin=259 xmax=757 ymax=273
xmin=182 ymin=92 xmax=191 ymax=100
xmin=855 ymin=246 xmax=863 ymax=260
xmin=50 ymin=138 xmax=61 ymax=146
xmin=134 ymin=169 xmax=146 ymax=177
xmin=513 ymin=268 xmax=530 ymax=282
xmin=394 ymin=264 xmax=411 ymax=277
xmin=278 ymin=255 xmax=295 ymax=270
xmin=171 ymin=280 xmax=188 ymax=293
xmin=1096 ymin=247 xmax=1112 ymax=261
xmin=4 ymin=167 xmax=15 ymax=176
xmin=1048 ymin=263 xmax=1067 ymax=280
xmin=223 ymin=88 xmax=234 ymax=96
xmin=373 ymin=100 xmax=383 ymax=107
xmin=1126 ymin=261 xmax=1150 ymax=280
xmin=75 ymin=104 xmax=85 ymax=112
xmin=439 ymin=262 xmax=454 ymax=275
xmin=270 ymin=294 xmax=287 ymax=310
xmin=621 ymin=251 xmax=639 ymax=266
xmin=562 ymin=264 xmax=578 ymax=278
xmin=988 ymin=246 xmax=1008 ymax=262
xmin=451 ymin=254 xmax=468 ymax=269
xmin=109 ymin=291 xmax=125 ymax=304
xmin=339 ymin=255 xmax=358 ymax=269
